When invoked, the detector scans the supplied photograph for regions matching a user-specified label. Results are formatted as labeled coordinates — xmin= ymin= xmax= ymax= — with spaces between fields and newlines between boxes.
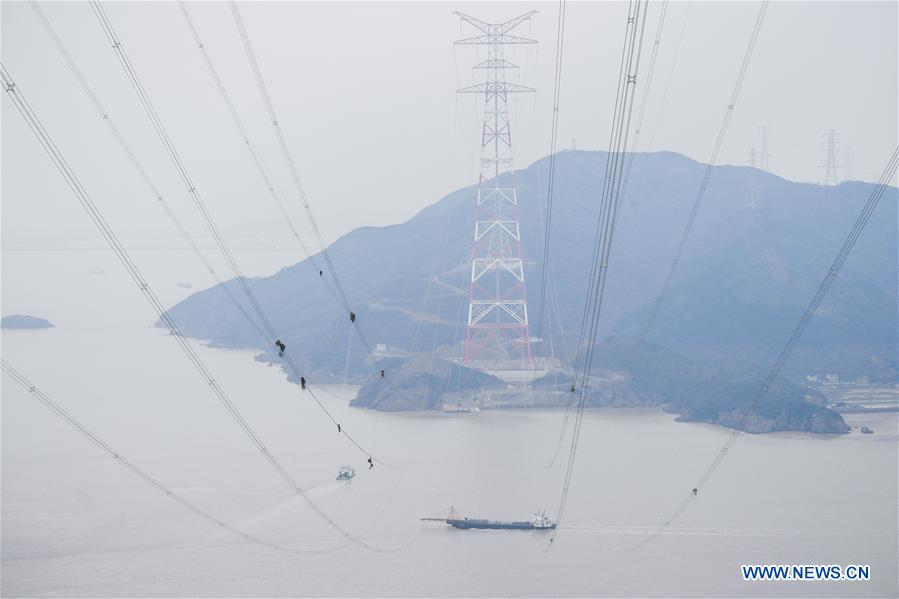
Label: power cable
xmin=628 ymin=146 xmax=898 ymax=550
xmin=534 ymin=0 xmax=567 ymax=339
xmin=546 ymin=0 xmax=672 ymax=469
xmin=636 ymin=0 xmax=769 ymax=345
xmin=0 ymin=360 xmax=345 ymax=556
xmin=620 ymin=0 xmax=669 ymax=195
xmin=28 ymin=0 xmax=272 ymax=363
xmin=227 ymin=1 xmax=369 ymax=355
xmin=88 ymin=0 xmax=388 ymax=464
xmin=555 ymin=0 xmax=769 ymax=545
xmin=176 ymin=1 xmax=347 ymax=322
xmin=1 ymin=63 xmax=406 ymax=551
xmin=552 ymin=0 xmax=651 ymax=543
xmin=629 ymin=0 xmax=692 ymax=195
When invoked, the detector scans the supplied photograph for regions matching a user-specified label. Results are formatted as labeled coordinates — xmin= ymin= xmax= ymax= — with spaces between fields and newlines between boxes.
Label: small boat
xmin=442 ymin=403 xmax=480 ymax=413
xmin=422 ymin=507 xmax=556 ymax=531
xmin=336 ymin=465 xmax=356 ymax=480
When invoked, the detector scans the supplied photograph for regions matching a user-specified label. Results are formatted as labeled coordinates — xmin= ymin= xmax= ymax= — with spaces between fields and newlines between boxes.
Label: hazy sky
xmin=2 ymin=1 xmax=896 ymax=250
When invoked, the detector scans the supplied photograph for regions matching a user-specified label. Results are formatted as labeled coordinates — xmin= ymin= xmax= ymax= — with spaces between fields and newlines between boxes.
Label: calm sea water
xmin=2 ymin=250 xmax=897 ymax=597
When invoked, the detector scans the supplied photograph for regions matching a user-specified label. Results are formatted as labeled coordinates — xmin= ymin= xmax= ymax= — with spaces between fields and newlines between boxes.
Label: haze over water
xmin=2 ymin=249 xmax=896 ymax=597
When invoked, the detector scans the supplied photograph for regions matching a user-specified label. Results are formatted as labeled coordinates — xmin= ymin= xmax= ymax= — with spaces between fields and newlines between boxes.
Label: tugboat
xmin=336 ymin=465 xmax=356 ymax=480
xmin=422 ymin=507 xmax=556 ymax=531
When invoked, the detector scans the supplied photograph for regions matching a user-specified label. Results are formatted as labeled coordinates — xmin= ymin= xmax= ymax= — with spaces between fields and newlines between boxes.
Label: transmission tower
xmin=744 ymin=146 xmax=760 ymax=209
xmin=820 ymin=129 xmax=841 ymax=186
xmin=759 ymin=126 xmax=770 ymax=171
xmin=454 ymin=11 xmax=536 ymax=365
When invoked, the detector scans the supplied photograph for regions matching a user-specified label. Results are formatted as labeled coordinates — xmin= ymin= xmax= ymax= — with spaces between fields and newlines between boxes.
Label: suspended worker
xmin=692 ymin=487 xmax=698 ymax=496
xmin=368 ymin=457 xmax=374 ymax=470
xmin=570 ymin=384 xmax=576 ymax=393
xmin=337 ymin=424 xmax=341 ymax=433
xmin=349 ymin=312 xmax=356 ymax=323
xmin=319 ymin=270 xmax=323 ymax=276
xmin=300 ymin=376 xmax=306 ymax=390
xmin=380 ymin=369 xmax=385 ymax=378
xmin=275 ymin=339 xmax=286 ymax=357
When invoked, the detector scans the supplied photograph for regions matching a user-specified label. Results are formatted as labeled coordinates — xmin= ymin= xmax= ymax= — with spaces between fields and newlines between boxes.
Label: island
xmin=1 ymin=314 xmax=55 ymax=329
xmin=158 ymin=150 xmax=888 ymax=436
xmin=351 ymin=353 xmax=505 ymax=411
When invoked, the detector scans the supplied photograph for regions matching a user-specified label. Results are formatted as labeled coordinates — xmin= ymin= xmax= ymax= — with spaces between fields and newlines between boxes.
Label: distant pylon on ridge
xmin=744 ymin=146 xmax=760 ymax=210
xmin=820 ymin=129 xmax=841 ymax=186
xmin=759 ymin=126 xmax=770 ymax=171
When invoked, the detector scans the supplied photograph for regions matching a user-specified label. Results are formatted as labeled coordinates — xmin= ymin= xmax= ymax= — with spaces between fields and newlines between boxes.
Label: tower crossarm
xmin=473 ymin=58 xmax=521 ymax=70
xmin=475 ymin=220 xmax=520 ymax=241
xmin=453 ymin=11 xmax=492 ymax=33
xmin=469 ymin=301 xmax=529 ymax=326
xmin=453 ymin=10 xmax=538 ymax=35
xmin=472 ymin=258 xmax=524 ymax=283
xmin=456 ymin=82 xmax=536 ymax=94
xmin=497 ymin=11 xmax=539 ymax=34
xmin=477 ymin=187 xmax=517 ymax=206
xmin=454 ymin=33 xmax=538 ymax=46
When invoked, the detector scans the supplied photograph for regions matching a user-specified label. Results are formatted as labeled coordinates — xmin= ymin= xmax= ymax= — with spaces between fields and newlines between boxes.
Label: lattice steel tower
xmin=745 ymin=146 xmax=760 ymax=210
xmin=821 ymin=129 xmax=841 ymax=186
xmin=454 ymin=11 xmax=536 ymax=364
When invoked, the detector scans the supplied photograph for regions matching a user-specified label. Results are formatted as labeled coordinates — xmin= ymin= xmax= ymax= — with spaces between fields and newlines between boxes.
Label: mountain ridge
xmin=161 ymin=149 xmax=896 ymax=429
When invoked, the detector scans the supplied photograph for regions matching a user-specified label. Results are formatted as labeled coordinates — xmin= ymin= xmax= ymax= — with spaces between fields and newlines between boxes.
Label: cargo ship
xmin=422 ymin=507 xmax=556 ymax=531
xmin=442 ymin=403 xmax=480 ymax=413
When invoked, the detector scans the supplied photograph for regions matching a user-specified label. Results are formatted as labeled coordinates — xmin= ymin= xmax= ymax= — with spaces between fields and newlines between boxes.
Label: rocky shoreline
xmin=351 ymin=339 xmax=850 ymax=435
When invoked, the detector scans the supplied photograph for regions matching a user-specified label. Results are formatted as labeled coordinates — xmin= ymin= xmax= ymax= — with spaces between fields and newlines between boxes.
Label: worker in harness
xmin=349 ymin=312 xmax=356 ymax=323
xmin=275 ymin=339 xmax=286 ymax=357
xmin=368 ymin=457 xmax=374 ymax=470
xmin=300 ymin=376 xmax=306 ymax=390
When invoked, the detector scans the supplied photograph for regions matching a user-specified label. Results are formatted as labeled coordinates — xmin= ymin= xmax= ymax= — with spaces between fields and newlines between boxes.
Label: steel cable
xmin=636 ymin=1 xmax=769 ymax=346
xmin=627 ymin=146 xmax=898 ymax=551
xmin=0 ymin=360 xmax=348 ymax=556
xmin=176 ymin=1 xmax=347 ymax=317
xmin=88 ymin=0 xmax=388 ymax=464
xmin=534 ymin=0 xmax=567 ymax=339
xmin=552 ymin=0 xmax=651 ymax=543
xmin=227 ymin=1 xmax=370 ymax=355
xmin=1 ymin=64 xmax=407 ymax=552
